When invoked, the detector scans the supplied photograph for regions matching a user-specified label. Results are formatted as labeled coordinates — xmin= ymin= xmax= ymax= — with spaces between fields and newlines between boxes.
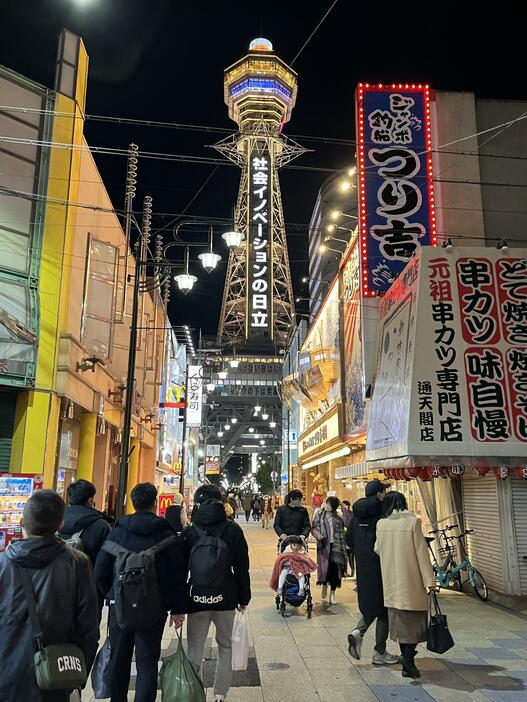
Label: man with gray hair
xmin=0 ymin=489 xmax=99 ymax=701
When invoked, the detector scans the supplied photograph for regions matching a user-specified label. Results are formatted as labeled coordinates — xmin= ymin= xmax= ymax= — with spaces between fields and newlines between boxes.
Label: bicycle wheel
xmin=471 ymin=567 xmax=488 ymax=601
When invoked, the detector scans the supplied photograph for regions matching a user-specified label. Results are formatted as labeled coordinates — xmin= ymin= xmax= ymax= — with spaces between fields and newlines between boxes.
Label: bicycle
xmin=426 ymin=525 xmax=489 ymax=601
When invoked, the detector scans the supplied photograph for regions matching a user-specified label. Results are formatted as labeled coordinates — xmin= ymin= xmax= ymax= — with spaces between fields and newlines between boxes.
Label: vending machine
xmin=0 ymin=474 xmax=43 ymax=551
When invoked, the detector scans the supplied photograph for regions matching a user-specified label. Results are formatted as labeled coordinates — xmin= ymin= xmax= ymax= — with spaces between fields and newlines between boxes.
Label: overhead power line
xmin=290 ymin=0 xmax=339 ymax=66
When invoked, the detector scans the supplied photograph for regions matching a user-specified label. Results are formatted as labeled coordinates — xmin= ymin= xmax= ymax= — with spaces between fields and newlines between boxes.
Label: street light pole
xmin=115 ymin=196 xmax=152 ymax=519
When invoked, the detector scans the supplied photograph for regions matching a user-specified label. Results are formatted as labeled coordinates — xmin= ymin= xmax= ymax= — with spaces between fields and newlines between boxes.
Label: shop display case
xmin=0 ymin=474 xmax=42 ymax=551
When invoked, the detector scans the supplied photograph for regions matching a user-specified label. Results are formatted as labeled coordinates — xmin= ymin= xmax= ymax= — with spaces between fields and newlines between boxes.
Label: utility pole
xmin=115 ymin=196 xmax=152 ymax=519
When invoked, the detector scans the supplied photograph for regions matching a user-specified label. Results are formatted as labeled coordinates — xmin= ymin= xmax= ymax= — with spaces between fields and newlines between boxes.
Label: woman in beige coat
xmin=374 ymin=491 xmax=437 ymax=679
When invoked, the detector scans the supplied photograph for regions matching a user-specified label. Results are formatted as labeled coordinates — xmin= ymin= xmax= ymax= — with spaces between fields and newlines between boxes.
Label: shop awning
xmin=335 ymin=461 xmax=367 ymax=480
xmin=301 ymin=445 xmax=351 ymax=470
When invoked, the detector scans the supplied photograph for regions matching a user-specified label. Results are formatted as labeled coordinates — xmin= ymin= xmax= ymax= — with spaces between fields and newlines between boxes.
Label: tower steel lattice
xmin=215 ymin=38 xmax=306 ymax=350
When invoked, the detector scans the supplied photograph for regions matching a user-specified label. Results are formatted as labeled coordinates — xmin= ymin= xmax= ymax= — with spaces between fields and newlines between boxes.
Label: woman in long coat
xmin=311 ymin=496 xmax=347 ymax=604
xmin=374 ymin=491 xmax=436 ymax=679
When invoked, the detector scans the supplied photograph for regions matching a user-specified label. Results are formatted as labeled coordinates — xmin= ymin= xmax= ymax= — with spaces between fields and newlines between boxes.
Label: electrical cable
xmin=290 ymin=0 xmax=339 ymax=66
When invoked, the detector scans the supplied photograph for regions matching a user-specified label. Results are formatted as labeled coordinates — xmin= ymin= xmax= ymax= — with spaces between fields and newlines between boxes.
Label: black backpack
xmin=188 ymin=524 xmax=232 ymax=607
xmin=102 ymin=536 xmax=177 ymax=631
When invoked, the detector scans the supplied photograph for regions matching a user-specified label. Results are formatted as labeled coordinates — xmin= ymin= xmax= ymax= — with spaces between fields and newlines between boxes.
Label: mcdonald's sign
xmin=160 ymin=383 xmax=187 ymax=409
xmin=158 ymin=494 xmax=175 ymax=516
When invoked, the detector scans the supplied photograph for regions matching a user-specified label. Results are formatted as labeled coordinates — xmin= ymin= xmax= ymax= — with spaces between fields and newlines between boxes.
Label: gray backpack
xmin=102 ymin=537 xmax=177 ymax=631
xmin=61 ymin=530 xmax=84 ymax=552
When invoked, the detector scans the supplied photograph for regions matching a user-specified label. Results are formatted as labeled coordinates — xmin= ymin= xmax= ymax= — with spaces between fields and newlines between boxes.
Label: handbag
xmin=231 ymin=610 xmax=249 ymax=671
xmin=90 ymin=626 xmax=112 ymax=699
xmin=427 ymin=591 xmax=454 ymax=654
xmin=159 ymin=630 xmax=205 ymax=702
xmin=17 ymin=566 xmax=88 ymax=691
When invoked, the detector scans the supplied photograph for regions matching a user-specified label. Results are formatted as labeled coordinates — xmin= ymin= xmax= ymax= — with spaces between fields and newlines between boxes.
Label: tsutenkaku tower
xmin=215 ymin=38 xmax=305 ymax=350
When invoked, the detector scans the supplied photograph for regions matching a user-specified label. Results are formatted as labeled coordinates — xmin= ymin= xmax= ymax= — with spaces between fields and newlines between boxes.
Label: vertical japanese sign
xmin=356 ymin=84 xmax=437 ymax=297
xmin=185 ymin=365 xmax=203 ymax=428
xmin=248 ymin=140 xmax=272 ymax=339
xmin=341 ymin=238 xmax=366 ymax=434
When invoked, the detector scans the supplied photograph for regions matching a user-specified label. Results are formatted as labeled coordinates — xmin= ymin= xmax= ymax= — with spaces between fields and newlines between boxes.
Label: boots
xmin=400 ymin=644 xmax=420 ymax=679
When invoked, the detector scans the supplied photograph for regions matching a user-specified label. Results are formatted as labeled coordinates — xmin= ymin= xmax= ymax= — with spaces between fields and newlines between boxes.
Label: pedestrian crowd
xmin=270 ymin=481 xmax=438 ymax=679
xmin=0 ymin=474 xmax=441 ymax=701
xmin=0 ymin=479 xmax=251 ymax=702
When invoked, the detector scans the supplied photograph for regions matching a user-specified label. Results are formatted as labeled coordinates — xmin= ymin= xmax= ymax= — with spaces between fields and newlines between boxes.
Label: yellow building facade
xmin=1 ymin=31 xmax=167 ymax=522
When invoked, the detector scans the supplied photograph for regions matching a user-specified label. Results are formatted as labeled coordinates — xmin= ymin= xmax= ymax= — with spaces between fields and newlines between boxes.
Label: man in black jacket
xmin=346 ymin=480 xmax=399 ymax=666
xmin=95 ymin=483 xmax=187 ymax=702
xmin=182 ymin=484 xmax=251 ymax=702
xmin=273 ymin=489 xmax=311 ymax=540
xmin=0 ymin=489 xmax=99 ymax=702
xmin=59 ymin=479 xmax=111 ymax=567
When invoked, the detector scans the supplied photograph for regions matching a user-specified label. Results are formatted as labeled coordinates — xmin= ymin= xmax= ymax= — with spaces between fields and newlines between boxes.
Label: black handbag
xmin=91 ymin=627 xmax=112 ymax=699
xmin=427 ymin=591 xmax=454 ymax=654
xmin=17 ymin=566 xmax=88 ymax=691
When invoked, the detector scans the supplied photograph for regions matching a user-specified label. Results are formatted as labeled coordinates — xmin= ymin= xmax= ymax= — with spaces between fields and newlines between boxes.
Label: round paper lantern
xmin=425 ymin=465 xmax=441 ymax=479
xmin=493 ymin=465 xmax=510 ymax=480
xmin=383 ymin=469 xmax=393 ymax=479
xmin=448 ymin=465 xmax=465 ymax=480
xmin=474 ymin=465 xmax=490 ymax=477
xmin=405 ymin=467 xmax=423 ymax=479
xmin=514 ymin=467 xmax=527 ymax=480
xmin=419 ymin=470 xmax=432 ymax=481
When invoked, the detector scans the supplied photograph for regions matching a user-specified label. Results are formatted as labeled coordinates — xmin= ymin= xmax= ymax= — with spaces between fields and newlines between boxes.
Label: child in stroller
xmin=269 ymin=535 xmax=317 ymax=618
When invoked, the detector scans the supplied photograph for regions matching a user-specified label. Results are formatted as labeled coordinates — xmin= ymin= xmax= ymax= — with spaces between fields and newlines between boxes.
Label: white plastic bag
xmin=231 ymin=610 xmax=249 ymax=671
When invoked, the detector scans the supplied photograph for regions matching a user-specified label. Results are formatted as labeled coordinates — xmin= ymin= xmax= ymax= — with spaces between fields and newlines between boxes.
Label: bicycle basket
xmin=437 ymin=545 xmax=451 ymax=559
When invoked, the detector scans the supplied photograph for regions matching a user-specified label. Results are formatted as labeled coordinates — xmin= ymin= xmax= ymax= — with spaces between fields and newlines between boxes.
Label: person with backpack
xmin=182 ymin=484 xmax=251 ymax=702
xmin=59 ymin=479 xmax=111 ymax=567
xmin=94 ymin=483 xmax=187 ymax=702
xmin=0 ymin=489 xmax=99 ymax=702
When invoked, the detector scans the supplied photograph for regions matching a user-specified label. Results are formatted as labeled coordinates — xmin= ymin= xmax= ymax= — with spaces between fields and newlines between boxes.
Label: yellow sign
xmin=298 ymin=409 xmax=340 ymax=459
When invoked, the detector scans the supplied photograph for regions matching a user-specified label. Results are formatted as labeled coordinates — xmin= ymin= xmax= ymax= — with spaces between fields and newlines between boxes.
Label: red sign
xmin=158 ymin=494 xmax=175 ymax=517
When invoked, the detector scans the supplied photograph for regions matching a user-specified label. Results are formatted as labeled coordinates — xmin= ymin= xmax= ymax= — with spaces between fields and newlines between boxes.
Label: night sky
xmin=1 ymin=1 xmax=521 ymax=338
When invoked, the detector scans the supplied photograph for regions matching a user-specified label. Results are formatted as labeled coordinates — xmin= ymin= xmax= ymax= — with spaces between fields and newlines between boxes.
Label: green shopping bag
xmin=160 ymin=631 xmax=206 ymax=702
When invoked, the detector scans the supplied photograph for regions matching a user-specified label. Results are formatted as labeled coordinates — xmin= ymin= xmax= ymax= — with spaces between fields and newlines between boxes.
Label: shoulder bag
xmin=17 ymin=566 xmax=88 ymax=691
xmin=426 ymin=591 xmax=454 ymax=654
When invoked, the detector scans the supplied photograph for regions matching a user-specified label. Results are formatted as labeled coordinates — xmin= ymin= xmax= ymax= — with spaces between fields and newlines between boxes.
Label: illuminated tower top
xmin=224 ymin=37 xmax=298 ymax=133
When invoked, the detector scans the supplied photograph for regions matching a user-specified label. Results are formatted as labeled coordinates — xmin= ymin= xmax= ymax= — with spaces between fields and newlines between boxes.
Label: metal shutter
xmin=0 ymin=392 xmax=16 ymax=471
xmin=511 ymin=477 xmax=527 ymax=595
xmin=462 ymin=474 xmax=504 ymax=592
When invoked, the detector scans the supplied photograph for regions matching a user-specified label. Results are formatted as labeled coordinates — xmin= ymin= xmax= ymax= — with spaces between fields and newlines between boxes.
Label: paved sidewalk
xmin=84 ymin=519 xmax=527 ymax=701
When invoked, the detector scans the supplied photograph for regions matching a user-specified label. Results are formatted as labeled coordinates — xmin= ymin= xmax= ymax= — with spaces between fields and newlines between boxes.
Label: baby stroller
xmin=274 ymin=535 xmax=313 ymax=619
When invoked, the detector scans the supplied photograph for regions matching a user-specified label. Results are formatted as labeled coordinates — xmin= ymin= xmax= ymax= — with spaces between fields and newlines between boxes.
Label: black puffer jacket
xmin=347 ymin=496 xmax=385 ymax=618
xmin=0 ymin=536 xmax=99 ymax=702
xmin=273 ymin=504 xmax=311 ymax=538
xmin=94 ymin=511 xmax=187 ymax=615
xmin=59 ymin=504 xmax=111 ymax=566
xmin=182 ymin=499 xmax=251 ymax=612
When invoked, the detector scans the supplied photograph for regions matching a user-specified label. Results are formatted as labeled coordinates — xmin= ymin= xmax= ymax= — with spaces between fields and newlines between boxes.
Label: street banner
xmin=205 ymin=445 xmax=221 ymax=475
xmin=367 ymin=247 xmax=527 ymax=469
xmin=185 ymin=365 xmax=203 ymax=428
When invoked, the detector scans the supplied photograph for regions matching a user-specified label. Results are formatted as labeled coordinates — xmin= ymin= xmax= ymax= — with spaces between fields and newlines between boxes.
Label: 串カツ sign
xmin=356 ymin=83 xmax=437 ymax=297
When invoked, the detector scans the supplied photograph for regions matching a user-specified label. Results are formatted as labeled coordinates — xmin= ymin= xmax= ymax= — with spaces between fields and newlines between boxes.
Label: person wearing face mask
xmin=273 ymin=489 xmax=311 ymax=542
xmin=311 ymin=496 xmax=347 ymax=604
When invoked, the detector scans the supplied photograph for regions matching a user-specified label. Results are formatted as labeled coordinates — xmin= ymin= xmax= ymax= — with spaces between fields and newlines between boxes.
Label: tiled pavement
xmin=84 ymin=519 xmax=527 ymax=701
